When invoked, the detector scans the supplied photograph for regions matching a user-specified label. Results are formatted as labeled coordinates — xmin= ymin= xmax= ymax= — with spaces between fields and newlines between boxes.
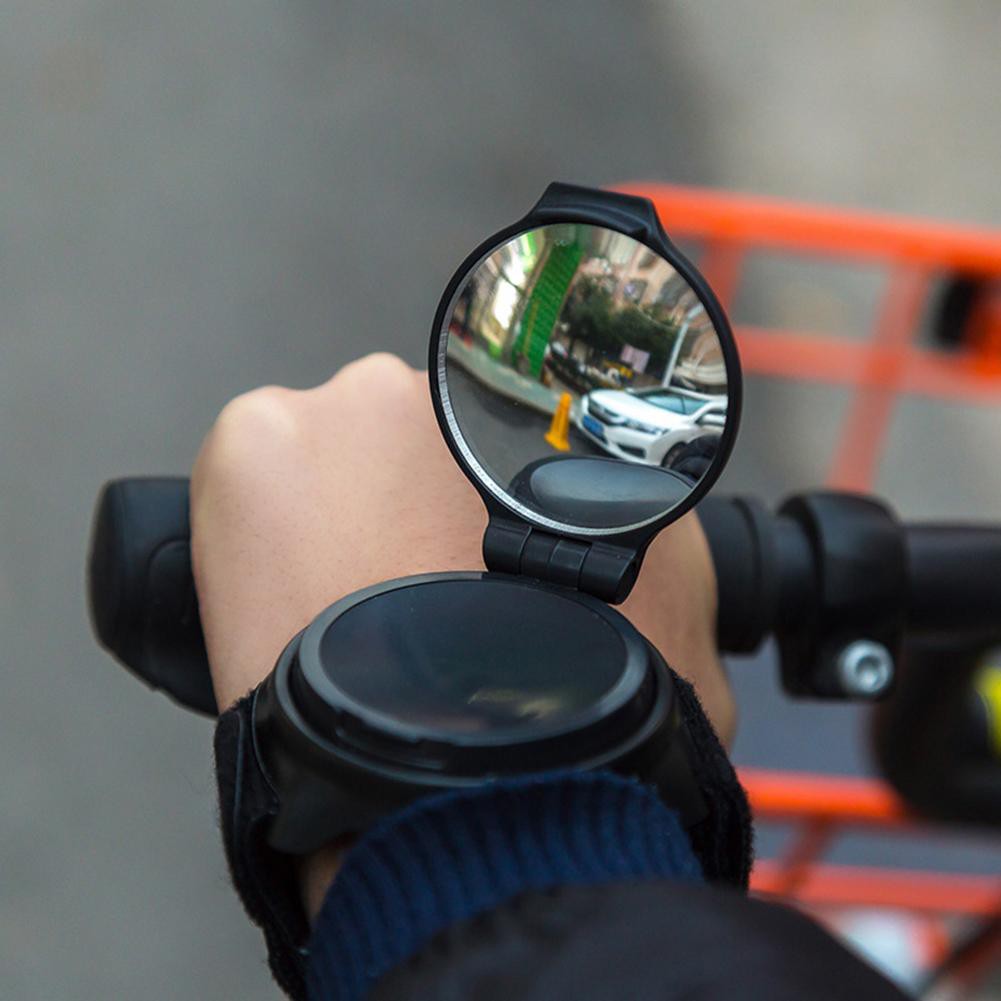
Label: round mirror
xmin=435 ymin=222 xmax=737 ymax=534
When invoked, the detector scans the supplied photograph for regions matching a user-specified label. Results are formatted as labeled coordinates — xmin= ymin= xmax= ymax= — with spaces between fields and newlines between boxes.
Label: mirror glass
xmin=439 ymin=223 xmax=731 ymax=532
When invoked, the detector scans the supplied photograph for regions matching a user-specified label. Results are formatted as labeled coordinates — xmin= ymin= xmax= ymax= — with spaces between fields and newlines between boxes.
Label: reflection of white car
xmin=576 ymin=386 xmax=726 ymax=467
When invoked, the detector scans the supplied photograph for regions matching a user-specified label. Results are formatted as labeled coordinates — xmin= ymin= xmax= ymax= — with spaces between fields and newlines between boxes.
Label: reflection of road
xmin=448 ymin=364 xmax=604 ymax=489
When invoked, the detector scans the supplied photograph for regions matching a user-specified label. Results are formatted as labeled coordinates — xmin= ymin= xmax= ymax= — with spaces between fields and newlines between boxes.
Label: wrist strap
xmin=214 ymin=689 xmax=310 ymax=1000
xmin=672 ymin=672 xmax=753 ymax=887
xmin=213 ymin=670 xmax=752 ymax=999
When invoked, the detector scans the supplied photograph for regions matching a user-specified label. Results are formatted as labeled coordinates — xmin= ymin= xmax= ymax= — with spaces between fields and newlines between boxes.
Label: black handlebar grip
xmin=697 ymin=495 xmax=816 ymax=654
xmin=87 ymin=477 xmax=216 ymax=716
xmin=905 ymin=524 xmax=1001 ymax=640
xmin=697 ymin=496 xmax=776 ymax=653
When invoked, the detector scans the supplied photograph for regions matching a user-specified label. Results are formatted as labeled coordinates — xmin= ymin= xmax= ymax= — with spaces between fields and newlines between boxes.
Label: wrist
xmin=298 ymin=841 xmax=352 ymax=922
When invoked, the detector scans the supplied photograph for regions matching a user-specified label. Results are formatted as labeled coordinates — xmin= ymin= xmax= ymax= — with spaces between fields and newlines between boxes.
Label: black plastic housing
xmin=699 ymin=492 xmax=908 ymax=698
xmin=253 ymin=573 xmax=707 ymax=853
xmin=776 ymin=493 xmax=908 ymax=697
xmin=429 ymin=181 xmax=743 ymax=605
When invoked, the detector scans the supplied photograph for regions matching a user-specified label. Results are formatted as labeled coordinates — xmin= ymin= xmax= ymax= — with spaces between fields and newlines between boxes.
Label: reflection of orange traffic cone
xmin=545 ymin=392 xmax=572 ymax=451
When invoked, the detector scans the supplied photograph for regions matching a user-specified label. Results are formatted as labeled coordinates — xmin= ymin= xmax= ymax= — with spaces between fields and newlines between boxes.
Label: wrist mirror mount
xmin=254 ymin=182 xmax=743 ymax=853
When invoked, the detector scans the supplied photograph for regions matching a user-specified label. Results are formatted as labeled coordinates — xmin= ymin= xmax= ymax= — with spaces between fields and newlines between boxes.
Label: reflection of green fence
xmin=513 ymin=242 xmax=582 ymax=377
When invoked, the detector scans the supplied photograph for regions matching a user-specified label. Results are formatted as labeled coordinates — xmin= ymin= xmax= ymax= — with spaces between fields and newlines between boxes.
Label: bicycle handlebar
xmin=87 ymin=478 xmax=1001 ymax=716
xmin=905 ymin=524 xmax=1001 ymax=637
xmin=699 ymin=496 xmax=1001 ymax=648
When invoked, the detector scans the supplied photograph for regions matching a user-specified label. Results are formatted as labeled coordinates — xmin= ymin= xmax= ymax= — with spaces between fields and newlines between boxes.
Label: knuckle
xmin=214 ymin=385 xmax=295 ymax=435
xmin=309 ymin=352 xmax=422 ymax=414
xmin=338 ymin=352 xmax=419 ymax=394
xmin=196 ymin=385 xmax=301 ymax=481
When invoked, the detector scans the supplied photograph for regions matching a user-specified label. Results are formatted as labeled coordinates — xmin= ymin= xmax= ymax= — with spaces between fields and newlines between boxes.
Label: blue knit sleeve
xmin=306 ymin=770 xmax=702 ymax=1001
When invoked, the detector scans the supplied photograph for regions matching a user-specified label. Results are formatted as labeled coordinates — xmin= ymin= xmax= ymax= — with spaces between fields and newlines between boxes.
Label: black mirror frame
xmin=428 ymin=181 xmax=743 ymax=556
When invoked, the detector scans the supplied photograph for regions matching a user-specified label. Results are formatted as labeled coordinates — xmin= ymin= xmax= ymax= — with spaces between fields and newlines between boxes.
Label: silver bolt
xmin=836 ymin=640 xmax=894 ymax=697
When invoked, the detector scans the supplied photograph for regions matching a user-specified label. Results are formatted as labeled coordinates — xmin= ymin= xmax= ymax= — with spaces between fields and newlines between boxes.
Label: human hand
xmin=190 ymin=353 xmax=734 ymax=916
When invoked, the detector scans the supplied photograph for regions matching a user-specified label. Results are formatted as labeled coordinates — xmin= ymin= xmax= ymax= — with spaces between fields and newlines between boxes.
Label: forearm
xmin=365 ymin=882 xmax=911 ymax=1001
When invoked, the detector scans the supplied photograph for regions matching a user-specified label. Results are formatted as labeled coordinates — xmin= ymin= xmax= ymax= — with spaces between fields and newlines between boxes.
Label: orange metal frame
xmin=740 ymin=769 xmax=1001 ymax=917
xmin=619 ymin=182 xmax=1001 ymax=492
xmin=740 ymin=768 xmax=1001 ymax=985
xmin=619 ymin=183 xmax=1001 ymax=985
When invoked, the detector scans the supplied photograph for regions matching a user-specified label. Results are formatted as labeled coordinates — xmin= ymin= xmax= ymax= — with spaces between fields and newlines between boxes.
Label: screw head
xmin=836 ymin=640 xmax=894 ymax=698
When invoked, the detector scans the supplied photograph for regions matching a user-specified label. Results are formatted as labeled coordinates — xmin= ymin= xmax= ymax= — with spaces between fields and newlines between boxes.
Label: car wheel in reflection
xmin=662 ymin=443 xmax=686 ymax=468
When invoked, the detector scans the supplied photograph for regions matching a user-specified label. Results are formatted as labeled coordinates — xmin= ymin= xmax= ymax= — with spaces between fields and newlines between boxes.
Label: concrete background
xmin=4 ymin=2 xmax=1001 ymax=997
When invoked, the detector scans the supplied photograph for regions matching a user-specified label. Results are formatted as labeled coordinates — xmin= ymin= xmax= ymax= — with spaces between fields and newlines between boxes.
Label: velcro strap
xmin=214 ymin=689 xmax=310 ymax=999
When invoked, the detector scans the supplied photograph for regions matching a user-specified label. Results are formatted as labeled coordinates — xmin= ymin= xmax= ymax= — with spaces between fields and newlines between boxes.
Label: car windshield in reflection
xmin=627 ymin=387 xmax=713 ymax=414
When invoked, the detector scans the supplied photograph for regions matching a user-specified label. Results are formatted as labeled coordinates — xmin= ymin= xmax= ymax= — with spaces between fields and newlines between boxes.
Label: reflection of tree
xmin=614 ymin=306 xmax=675 ymax=370
xmin=562 ymin=276 xmax=679 ymax=375
xmin=563 ymin=278 xmax=615 ymax=356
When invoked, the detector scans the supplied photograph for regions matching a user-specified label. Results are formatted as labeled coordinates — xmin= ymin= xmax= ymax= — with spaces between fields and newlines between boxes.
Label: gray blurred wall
xmin=4 ymin=2 xmax=1001 ymax=997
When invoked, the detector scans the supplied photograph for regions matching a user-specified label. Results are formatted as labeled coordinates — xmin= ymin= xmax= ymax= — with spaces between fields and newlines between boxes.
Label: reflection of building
xmin=455 ymin=230 xmax=578 ymax=378
xmin=575 ymin=237 xmax=684 ymax=314
xmin=673 ymin=326 xmax=726 ymax=392
xmin=459 ymin=235 xmax=541 ymax=356
xmin=571 ymin=232 xmax=725 ymax=394
xmin=454 ymin=224 xmax=726 ymax=394
xmin=511 ymin=241 xmax=583 ymax=377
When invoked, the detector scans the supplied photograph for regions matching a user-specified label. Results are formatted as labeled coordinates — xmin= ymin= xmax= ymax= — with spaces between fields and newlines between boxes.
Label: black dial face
xmin=316 ymin=578 xmax=628 ymax=736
